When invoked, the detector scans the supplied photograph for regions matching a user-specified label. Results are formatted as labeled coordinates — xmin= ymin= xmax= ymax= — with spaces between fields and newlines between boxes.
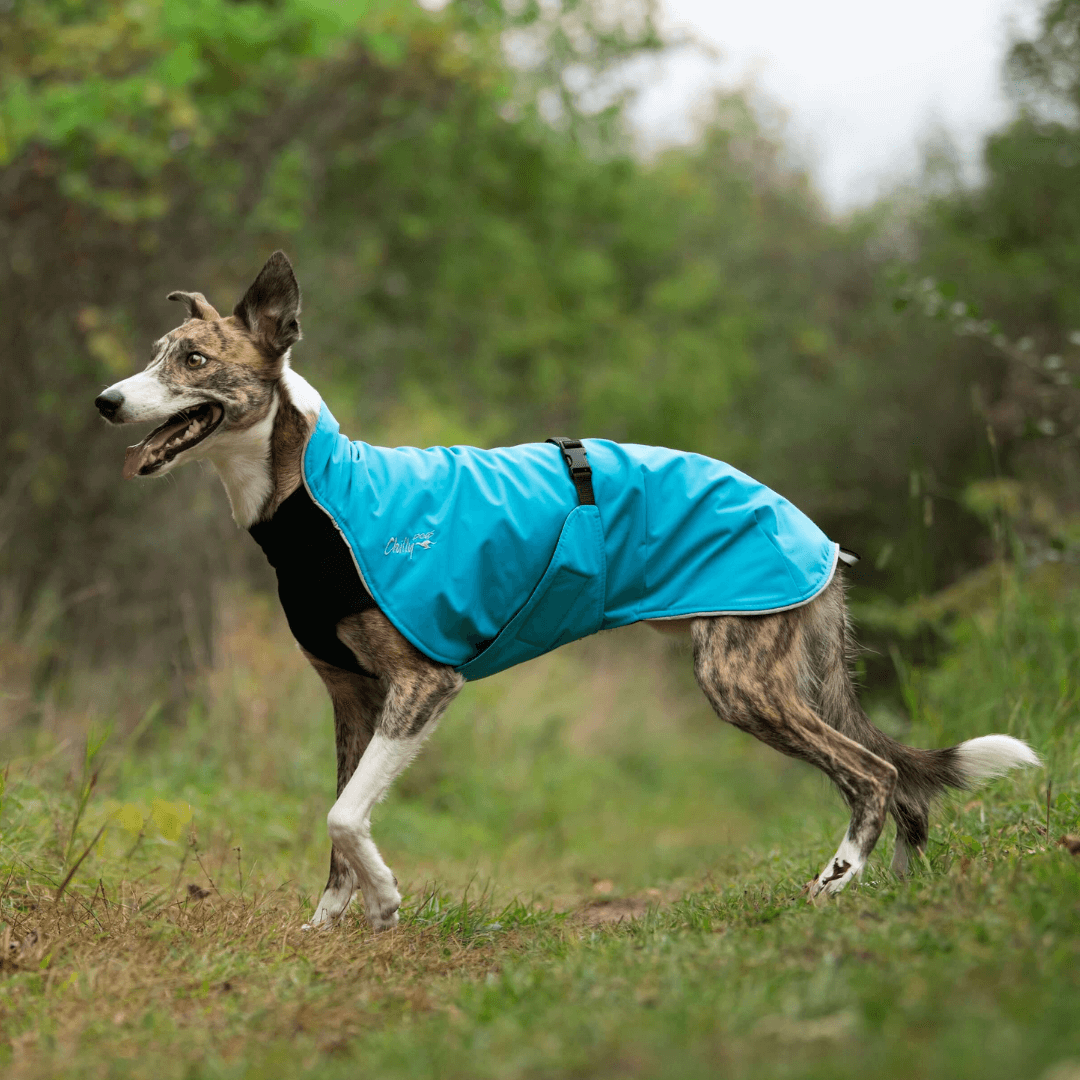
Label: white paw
xmin=303 ymin=884 xmax=355 ymax=930
xmin=809 ymin=838 xmax=865 ymax=900
xmin=364 ymin=882 xmax=401 ymax=932
xmin=368 ymin=907 xmax=400 ymax=932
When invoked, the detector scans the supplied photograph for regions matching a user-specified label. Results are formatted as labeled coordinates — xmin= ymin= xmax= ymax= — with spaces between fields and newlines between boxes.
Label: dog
xmin=94 ymin=251 xmax=1040 ymax=929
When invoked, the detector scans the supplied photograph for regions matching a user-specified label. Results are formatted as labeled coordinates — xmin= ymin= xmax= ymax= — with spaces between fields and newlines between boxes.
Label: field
xmin=1 ymin=580 xmax=1079 ymax=1080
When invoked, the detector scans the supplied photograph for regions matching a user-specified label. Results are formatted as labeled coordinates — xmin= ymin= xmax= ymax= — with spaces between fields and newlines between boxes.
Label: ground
xmin=1 ymin=585 xmax=1078 ymax=1080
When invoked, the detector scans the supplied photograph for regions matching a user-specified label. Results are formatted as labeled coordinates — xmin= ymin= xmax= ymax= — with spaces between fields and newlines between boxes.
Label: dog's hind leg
xmin=303 ymin=660 xmax=386 ymax=929
xmin=691 ymin=613 xmax=898 ymax=898
xmin=315 ymin=611 xmax=463 ymax=931
xmin=888 ymin=799 xmax=928 ymax=876
xmin=800 ymin=572 xmax=1038 ymax=878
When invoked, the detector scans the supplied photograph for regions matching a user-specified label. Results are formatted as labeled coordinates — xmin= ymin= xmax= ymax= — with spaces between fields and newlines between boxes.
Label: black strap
xmin=547 ymin=437 xmax=595 ymax=506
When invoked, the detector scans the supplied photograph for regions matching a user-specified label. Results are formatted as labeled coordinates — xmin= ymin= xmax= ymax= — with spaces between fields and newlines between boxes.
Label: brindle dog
xmin=95 ymin=252 xmax=1039 ymax=930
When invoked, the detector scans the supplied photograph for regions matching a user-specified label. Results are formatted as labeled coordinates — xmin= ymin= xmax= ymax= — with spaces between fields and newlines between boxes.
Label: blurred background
xmin=3 ymin=0 xmax=1080 ymax=732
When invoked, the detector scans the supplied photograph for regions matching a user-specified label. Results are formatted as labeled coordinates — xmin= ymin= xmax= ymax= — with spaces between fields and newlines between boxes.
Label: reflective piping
xmin=638 ymin=542 xmax=840 ymax=621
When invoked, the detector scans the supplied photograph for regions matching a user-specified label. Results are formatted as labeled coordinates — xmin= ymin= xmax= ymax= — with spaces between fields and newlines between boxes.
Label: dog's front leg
xmin=316 ymin=612 xmax=463 ymax=931
xmin=303 ymin=660 xmax=385 ymax=929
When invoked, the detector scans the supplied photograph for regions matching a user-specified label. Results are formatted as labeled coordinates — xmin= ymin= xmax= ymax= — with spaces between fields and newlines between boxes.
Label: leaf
xmin=365 ymin=30 xmax=406 ymax=66
xmin=113 ymin=804 xmax=146 ymax=836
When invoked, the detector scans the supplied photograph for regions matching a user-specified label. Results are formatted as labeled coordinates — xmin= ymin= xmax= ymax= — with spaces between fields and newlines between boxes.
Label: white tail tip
xmin=956 ymin=734 xmax=1042 ymax=784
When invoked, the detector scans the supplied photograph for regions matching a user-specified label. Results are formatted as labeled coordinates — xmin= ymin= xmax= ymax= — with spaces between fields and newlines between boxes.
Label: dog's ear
xmin=233 ymin=250 xmax=302 ymax=357
xmin=167 ymin=291 xmax=221 ymax=321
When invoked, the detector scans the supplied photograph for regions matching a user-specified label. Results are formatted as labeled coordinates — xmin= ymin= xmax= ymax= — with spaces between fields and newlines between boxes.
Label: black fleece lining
xmin=249 ymin=485 xmax=378 ymax=677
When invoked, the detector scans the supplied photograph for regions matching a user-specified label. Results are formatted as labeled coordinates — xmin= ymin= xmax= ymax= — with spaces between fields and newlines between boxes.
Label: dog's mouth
xmin=122 ymin=402 xmax=225 ymax=479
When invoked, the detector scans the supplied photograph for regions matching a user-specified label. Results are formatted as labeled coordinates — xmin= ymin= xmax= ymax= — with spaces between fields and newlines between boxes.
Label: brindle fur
xmin=692 ymin=581 xmax=903 ymax=885
xmin=798 ymin=576 xmax=962 ymax=868
xmin=148 ymin=316 xmax=279 ymax=433
xmin=335 ymin=611 xmax=466 ymax=739
xmin=167 ymin=290 xmax=221 ymax=322
xmin=96 ymin=251 xmax=1035 ymax=928
xmin=304 ymin=652 xmax=386 ymax=907
xmin=265 ymin=393 xmax=310 ymax=517
xmin=233 ymin=250 xmax=303 ymax=358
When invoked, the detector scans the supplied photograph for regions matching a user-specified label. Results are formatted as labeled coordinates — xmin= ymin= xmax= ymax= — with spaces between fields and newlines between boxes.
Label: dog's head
xmin=95 ymin=251 xmax=302 ymax=478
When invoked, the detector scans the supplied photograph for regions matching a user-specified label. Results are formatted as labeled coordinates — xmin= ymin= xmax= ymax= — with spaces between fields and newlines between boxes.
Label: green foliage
xmin=902 ymin=0 xmax=1080 ymax=502
xmin=7 ymin=0 xmax=1080 ymax=692
xmin=0 ymin=0 xmax=418 ymax=216
xmin=917 ymin=577 xmax=1080 ymax=761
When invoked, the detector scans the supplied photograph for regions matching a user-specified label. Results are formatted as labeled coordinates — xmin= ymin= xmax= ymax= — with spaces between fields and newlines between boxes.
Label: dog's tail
xmin=803 ymin=573 xmax=1041 ymax=873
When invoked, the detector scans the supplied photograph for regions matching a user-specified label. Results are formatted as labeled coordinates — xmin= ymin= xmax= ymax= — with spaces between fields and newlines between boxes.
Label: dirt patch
xmin=576 ymin=895 xmax=663 ymax=927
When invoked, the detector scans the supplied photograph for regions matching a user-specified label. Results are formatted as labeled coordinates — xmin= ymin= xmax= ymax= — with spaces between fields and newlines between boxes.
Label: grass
xmin=1 ymin=580 xmax=1079 ymax=1079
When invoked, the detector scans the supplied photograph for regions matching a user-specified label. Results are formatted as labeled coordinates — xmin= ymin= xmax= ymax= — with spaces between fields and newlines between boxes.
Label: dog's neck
xmin=208 ymin=360 xmax=322 ymax=529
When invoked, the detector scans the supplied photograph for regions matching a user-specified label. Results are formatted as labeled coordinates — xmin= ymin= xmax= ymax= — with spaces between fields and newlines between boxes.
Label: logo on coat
xmin=384 ymin=531 xmax=436 ymax=558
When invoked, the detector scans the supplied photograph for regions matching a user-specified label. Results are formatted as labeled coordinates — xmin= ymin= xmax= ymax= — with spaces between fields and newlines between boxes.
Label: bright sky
xmin=628 ymin=0 xmax=1042 ymax=211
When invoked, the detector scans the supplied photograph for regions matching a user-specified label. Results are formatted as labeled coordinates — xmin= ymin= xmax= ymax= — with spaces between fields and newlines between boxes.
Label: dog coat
xmin=251 ymin=403 xmax=839 ymax=681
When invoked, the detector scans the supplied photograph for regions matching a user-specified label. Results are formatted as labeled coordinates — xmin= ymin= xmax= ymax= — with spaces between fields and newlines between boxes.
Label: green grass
xmin=1 ymin=582 xmax=1079 ymax=1079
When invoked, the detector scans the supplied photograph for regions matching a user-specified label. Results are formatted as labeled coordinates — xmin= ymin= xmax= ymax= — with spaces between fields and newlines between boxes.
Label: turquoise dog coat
xmin=255 ymin=403 xmax=839 ymax=681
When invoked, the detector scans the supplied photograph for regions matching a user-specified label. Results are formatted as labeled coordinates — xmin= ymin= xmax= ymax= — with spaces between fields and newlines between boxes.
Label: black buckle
xmin=547 ymin=437 xmax=595 ymax=506
xmin=561 ymin=444 xmax=589 ymax=475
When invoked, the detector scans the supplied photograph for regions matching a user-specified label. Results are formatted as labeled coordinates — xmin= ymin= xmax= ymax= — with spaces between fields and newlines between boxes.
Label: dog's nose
xmin=95 ymin=389 xmax=124 ymax=421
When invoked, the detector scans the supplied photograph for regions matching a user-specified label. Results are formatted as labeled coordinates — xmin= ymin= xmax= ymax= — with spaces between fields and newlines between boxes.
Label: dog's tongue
xmin=121 ymin=415 xmax=193 ymax=479
xmin=121 ymin=444 xmax=151 ymax=480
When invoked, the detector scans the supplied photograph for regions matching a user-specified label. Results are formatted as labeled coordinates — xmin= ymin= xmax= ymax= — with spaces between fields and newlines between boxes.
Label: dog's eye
xmin=186 ymin=352 xmax=208 ymax=369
